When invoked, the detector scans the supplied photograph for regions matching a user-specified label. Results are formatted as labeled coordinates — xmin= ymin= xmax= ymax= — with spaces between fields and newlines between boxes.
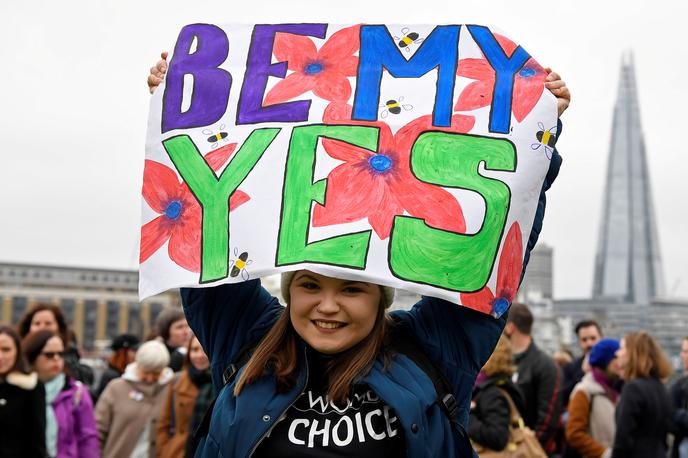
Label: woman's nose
xmin=316 ymin=294 xmax=340 ymax=313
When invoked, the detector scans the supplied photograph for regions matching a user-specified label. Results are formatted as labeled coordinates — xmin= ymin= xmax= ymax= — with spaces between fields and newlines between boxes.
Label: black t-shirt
xmin=253 ymin=351 xmax=407 ymax=457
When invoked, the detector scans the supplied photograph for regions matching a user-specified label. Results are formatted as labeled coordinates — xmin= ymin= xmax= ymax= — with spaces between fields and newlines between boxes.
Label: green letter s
xmin=389 ymin=132 xmax=516 ymax=291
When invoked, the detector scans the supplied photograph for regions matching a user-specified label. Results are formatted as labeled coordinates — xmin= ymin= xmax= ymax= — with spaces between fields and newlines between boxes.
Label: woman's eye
xmin=299 ymin=281 xmax=319 ymax=290
xmin=343 ymin=286 xmax=363 ymax=293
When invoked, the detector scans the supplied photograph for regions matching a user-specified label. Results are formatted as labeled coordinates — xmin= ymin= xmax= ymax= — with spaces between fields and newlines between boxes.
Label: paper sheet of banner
xmin=140 ymin=23 xmax=558 ymax=316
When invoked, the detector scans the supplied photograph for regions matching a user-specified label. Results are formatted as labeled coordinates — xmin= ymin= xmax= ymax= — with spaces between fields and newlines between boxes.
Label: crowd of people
xmin=2 ymin=299 xmax=688 ymax=457
xmin=0 ymin=302 xmax=212 ymax=457
xmin=469 ymin=303 xmax=688 ymax=458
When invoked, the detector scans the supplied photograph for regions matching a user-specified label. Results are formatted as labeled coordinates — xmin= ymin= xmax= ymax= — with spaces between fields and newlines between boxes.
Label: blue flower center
xmin=369 ymin=154 xmax=393 ymax=172
xmin=519 ymin=67 xmax=537 ymax=78
xmin=492 ymin=298 xmax=510 ymax=318
xmin=304 ymin=62 xmax=323 ymax=74
xmin=165 ymin=201 xmax=183 ymax=220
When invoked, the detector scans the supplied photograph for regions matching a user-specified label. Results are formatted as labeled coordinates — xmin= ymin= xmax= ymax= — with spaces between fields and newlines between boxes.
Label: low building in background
xmin=518 ymin=243 xmax=573 ymax=355
xmin=0 ymin=262 xmax=179 ymax=352
xmin=0 ymin=263 xmax=289 ymax=353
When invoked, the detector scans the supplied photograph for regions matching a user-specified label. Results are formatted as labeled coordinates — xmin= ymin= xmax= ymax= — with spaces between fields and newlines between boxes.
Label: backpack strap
xmin=495 ymin=387 xmax=525 ymax=429
xmin=221 ymin=341 xmax=256 ymax=386
xmin=387 ymin=315 xmax=458 ymax=423
xmin=190 ymin=339 xmax=260 ymax=455
xmin=587 ymin=392 xmax=597 ymax=413
xmin=168 ymin=372 xmax=181 ymax=438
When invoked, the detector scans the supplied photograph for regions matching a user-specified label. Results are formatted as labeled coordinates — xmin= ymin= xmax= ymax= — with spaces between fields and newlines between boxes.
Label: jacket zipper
xmin=246 ymin=346 xmax=310 ymax=457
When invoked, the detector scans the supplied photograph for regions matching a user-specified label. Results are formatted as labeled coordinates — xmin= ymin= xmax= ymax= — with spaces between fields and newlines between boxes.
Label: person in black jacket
xmin=612 ymin=331 xmax=673 ymax=458
xmin=561 ymin=320 xmax=602 ymax=406
xmin=470 ymin=334 xmax=526 ymax=451
xmin=671 ymin=336 xmax=688 ymax=458
xmin=505 ymin=303 xmax=562 ymax=453
xmin=93 ymin=334 xmax=140 ymax=401
xmin=0 ymin=325 xmax=47 ymax=458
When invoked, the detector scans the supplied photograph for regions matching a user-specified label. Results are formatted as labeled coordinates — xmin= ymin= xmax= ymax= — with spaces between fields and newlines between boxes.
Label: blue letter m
xmin=352 ymin=25 xmax=460 ymax=128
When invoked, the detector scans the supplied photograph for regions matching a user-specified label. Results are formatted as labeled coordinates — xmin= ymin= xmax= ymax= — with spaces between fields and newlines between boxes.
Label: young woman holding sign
xmin=148 ymin=56 xmax=570 ymax=457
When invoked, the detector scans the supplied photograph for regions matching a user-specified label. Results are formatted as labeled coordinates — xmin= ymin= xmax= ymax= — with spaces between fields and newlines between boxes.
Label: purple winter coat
xmin=52 ymin=377 xmax=100 ymax=458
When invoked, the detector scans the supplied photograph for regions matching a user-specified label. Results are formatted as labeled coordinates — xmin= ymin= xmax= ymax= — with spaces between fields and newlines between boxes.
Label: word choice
xmin=286 ymin=407 xmax=400 ymax=448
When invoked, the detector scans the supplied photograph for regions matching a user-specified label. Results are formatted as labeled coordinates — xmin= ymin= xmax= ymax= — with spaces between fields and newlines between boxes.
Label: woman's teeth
xmin=314 ymin=321 xmax=344 ymax=329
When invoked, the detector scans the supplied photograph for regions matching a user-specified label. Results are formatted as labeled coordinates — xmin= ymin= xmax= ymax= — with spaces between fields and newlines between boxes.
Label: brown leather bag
xmin=472 ymin=388 xmax=547 ymax=458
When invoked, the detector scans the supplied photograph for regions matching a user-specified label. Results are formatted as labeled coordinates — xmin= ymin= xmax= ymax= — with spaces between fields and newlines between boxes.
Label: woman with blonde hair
xmin=469 ymin=334 xmax=526 ymax=451
xmin=611 ymin=331 xmax=673 ymax=458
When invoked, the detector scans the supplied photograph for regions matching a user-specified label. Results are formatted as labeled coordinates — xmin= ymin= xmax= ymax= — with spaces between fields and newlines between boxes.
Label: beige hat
xmin=280 ymin=271 xmax=395 ymax=309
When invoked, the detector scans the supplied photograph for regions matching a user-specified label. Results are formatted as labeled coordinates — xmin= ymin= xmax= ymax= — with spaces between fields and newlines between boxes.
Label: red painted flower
xmin=312 ymin=102 xmax=474 ymax=239
xmin=140 ymin=143 xmax=250 ymax=272
xmin=264 ymin=25 xmax=361 ymax=105
xmin=460 ymin=222 xmax=523 ymax=316
xmin=455 ymin=35 xmax=546 ymax=122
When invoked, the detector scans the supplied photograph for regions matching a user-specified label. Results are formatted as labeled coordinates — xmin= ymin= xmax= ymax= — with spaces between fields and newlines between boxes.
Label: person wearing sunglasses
xmin=22 ymin=329 xmax=99 ymax=458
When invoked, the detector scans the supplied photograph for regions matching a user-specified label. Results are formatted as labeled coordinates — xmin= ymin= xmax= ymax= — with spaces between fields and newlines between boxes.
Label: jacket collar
xmin=53 ymin=377 xmax=79 ymax=404
xmin=579 ymin=372 xmax=605 ymax=395
xmin=5 ymin=371 xmax=38 ymax=390
xmin=512 ymin=340 xmax=537 ymax=364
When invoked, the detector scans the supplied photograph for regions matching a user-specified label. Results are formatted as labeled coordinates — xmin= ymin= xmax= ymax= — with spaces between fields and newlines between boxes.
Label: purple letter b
xmin=162 ymin=24 xmax=231 ymax=133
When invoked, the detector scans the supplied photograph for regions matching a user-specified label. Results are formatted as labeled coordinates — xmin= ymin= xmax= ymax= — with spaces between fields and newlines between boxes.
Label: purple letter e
xmin=237 ymin=24 xmax=327 ymax=124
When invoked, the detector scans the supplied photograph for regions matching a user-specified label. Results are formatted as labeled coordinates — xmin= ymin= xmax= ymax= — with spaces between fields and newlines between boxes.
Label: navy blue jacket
xmin=181 ymin=130 xmax=562 ymax=457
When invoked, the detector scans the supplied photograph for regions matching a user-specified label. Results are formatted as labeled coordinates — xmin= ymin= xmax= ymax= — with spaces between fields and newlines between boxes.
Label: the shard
xmin=592 ymin=52 xmax=664 ymax=304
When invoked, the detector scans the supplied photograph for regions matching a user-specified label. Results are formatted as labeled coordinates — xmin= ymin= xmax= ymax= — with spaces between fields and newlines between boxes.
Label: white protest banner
xmin=140 ymin=23 xmax=558 ymax=317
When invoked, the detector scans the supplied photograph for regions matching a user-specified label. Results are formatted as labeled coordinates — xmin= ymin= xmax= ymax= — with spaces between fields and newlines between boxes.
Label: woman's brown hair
xmin=16 ymin=303 xmax=70 ymax=345
xmin=0 ymin=325 xmax=29 ymax=375
xmin=183 ymin=334 xmax=199 ymax=369
xmin=22 ymin=330 xmax=62 ymax=367
xmin=234 ymin=298 xmax=389 ymax=405
xmin=482 ymin=335 xmax=516 ymax=377
xmin=623 ymin=331 xmax=672 ymax=381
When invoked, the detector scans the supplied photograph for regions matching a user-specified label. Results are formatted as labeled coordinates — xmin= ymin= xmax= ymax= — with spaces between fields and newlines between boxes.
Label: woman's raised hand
xmin=147 ymin=51 xmax=168 ymax=94
xmin=544 ymin=68 xmax=571 ymax=117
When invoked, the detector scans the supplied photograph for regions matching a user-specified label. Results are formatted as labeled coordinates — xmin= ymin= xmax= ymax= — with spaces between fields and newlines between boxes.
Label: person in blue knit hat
xmin=565 ymin=338 xmax=621 ymax=458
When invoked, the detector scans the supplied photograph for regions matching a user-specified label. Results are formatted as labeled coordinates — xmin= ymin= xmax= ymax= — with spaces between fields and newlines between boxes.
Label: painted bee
xmin=202 ymin=124 xmax=228 ymax=149
xmin=395 ymin=28 xmax=424 ymax=52
xmin=531 ymin=122 xmax=557 ymax=159
xmin=379 ymin=96 xmax=413 ymax=118
xmin=230 ymin=247 xmax=252 ymax=281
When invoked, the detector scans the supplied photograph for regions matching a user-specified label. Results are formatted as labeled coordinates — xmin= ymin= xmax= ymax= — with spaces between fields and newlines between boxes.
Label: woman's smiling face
xmin=289 ymin=271 xmax=382 ymax=355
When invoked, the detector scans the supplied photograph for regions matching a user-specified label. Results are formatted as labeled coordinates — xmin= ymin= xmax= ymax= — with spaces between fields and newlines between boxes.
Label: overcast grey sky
xmin=1 ymin=0 xmax=686 ymax=299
